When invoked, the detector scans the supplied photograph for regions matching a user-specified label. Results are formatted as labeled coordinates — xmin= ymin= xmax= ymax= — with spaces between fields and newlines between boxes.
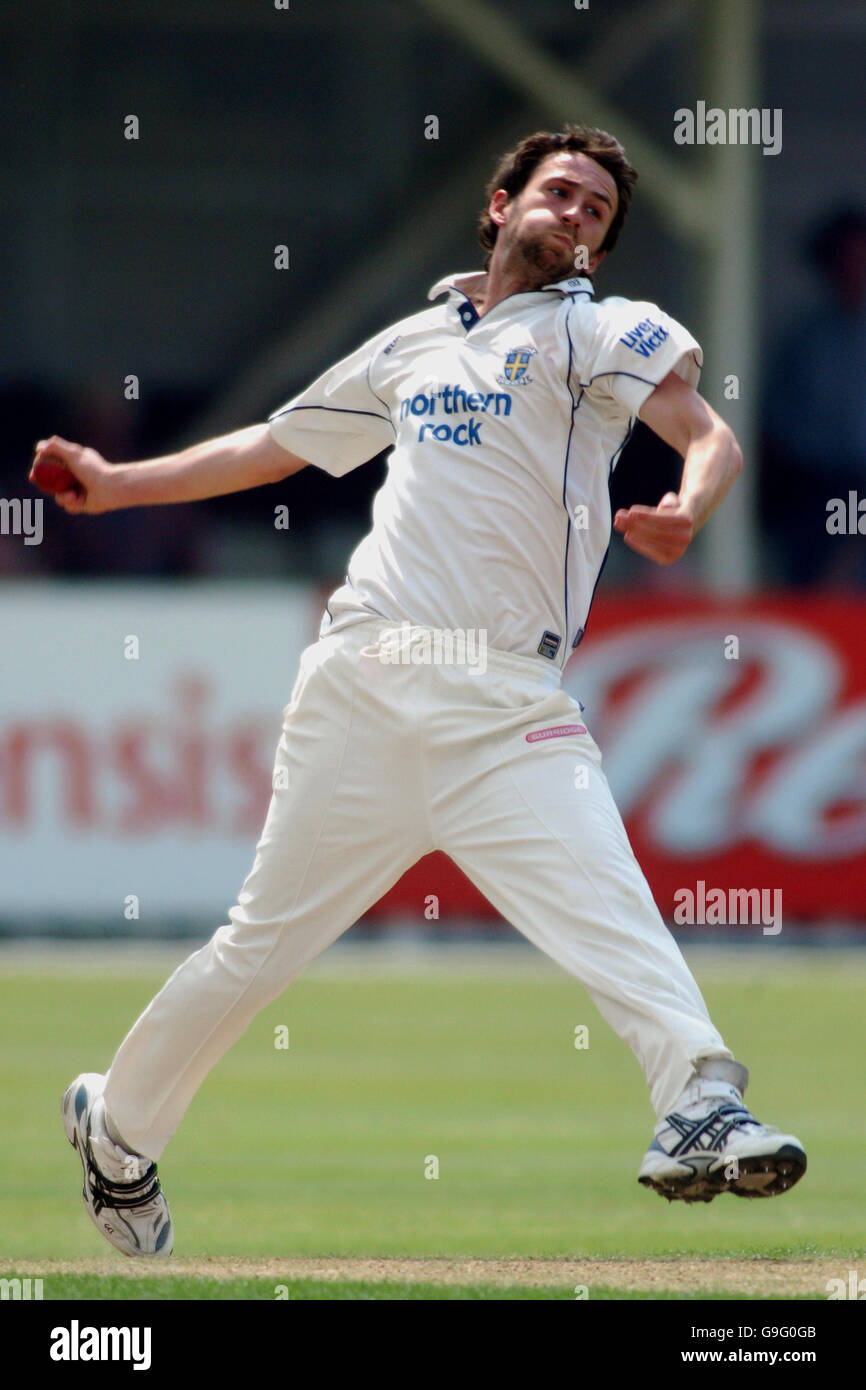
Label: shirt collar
xmin=427 ymin=270 xmax=596 ymax=310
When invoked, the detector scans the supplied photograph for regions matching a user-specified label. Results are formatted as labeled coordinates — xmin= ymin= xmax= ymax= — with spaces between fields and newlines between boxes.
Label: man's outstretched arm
xmin=30 ymin=424 xmax=308 ymax=515
xmin=613 ymin=370 xmax=744 ymax=565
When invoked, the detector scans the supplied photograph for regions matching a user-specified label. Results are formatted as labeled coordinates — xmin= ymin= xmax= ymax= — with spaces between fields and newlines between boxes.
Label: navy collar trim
xmin=427 ymin=270 xmax=596 ymax=309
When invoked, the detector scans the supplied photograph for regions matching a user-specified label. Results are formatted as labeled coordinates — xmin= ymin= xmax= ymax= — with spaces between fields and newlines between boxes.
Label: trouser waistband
xmin=346 ymin=617 xmax=563 ymax=688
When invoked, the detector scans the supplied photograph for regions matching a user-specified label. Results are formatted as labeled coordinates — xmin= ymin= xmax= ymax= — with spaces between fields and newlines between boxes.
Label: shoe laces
xmin=730 ymin=1118 xmax=780 ymax=1137
xmin=85 ymin=1153 xmax=163 ymax=1215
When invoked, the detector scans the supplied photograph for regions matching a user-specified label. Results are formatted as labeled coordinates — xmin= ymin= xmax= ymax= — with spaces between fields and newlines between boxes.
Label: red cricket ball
xmin=31 ymin=456 xmax=83 ymax=496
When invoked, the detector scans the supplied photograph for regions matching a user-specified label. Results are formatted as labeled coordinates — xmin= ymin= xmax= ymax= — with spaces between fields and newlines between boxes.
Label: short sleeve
xmin=268 ymin=330 xmax=397 ymax=477
xmin=578 ymin=297 xmax=703 ymax=418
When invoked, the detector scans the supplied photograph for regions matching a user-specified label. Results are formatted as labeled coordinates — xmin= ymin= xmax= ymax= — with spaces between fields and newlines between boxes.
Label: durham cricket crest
xmin=497 ymin=345 xmax=536 ymax=387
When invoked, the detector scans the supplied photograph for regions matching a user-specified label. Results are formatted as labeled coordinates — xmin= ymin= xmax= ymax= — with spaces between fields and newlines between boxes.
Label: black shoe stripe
xmin=667 ymin=1105 xmax=755 ymax=1157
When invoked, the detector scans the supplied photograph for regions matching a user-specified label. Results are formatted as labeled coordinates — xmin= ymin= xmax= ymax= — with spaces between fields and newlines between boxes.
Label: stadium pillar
xmin=698 ymin=0 xmax=761 ymax=591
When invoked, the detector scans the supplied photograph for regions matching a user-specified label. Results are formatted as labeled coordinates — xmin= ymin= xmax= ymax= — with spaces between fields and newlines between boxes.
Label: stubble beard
xmin=502 ymin=228 xmax=576 ymax=288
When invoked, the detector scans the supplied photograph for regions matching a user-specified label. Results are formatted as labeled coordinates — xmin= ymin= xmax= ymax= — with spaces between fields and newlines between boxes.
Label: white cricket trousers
xmin=104 ymin=618 xmax=733 ymax=1160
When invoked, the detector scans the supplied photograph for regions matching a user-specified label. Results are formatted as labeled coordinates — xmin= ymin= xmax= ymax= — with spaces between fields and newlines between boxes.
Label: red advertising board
xmin=373 ymin=593 xmax=866 ymax=922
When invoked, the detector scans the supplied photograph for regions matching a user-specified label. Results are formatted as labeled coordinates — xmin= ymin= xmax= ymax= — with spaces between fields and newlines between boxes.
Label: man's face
xmin=488 ymin=150 xmax=619 ymax=285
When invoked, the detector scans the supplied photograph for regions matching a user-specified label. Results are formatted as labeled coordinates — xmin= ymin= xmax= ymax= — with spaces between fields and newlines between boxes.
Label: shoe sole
xmin=638 ymin=1143 xmax=807 ymax=1204
xmin=728 ymin=1144 xmax=807 ymax=1199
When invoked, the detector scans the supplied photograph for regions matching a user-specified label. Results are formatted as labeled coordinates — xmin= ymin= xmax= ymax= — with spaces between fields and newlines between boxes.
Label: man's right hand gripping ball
xmin=30 ymin=436 xmax=115 ymax=514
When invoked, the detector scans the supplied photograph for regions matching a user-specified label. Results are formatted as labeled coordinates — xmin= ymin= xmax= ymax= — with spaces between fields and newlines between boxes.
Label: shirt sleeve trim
xmin=269 ymin=403 xmax=397 ymax=438
xmin=576 ymin=366 xmax=694 ymax=390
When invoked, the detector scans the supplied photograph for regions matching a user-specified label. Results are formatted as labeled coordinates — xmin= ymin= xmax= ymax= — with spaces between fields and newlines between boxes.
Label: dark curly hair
xmin=478 ymin=124 xmax=638 ymax=271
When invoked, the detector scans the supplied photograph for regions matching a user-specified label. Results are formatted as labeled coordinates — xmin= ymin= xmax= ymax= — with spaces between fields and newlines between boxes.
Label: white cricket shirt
xmin=268 ymin=270 xmax=702 ymax=671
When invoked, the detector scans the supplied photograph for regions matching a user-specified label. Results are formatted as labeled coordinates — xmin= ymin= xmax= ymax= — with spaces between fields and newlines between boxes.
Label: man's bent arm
xmin=613 ymin=371 xmax=743 ymax=565
xmin=31 ymin=424 xmax=308 ymax=516
xmin=638 ymin=370 xmax=744 ymax=532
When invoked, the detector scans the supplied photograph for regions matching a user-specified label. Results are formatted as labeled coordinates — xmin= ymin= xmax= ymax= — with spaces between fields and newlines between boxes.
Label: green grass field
xmin=1 ymin=943 xmax=863 ymax=1300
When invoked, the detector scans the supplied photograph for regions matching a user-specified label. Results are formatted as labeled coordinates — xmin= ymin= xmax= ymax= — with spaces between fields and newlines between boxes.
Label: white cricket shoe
xmin=638 ymin=1072 xmax=806 ymax=1204
xmin=62 ymin=1072 xmax=173 ymax=1256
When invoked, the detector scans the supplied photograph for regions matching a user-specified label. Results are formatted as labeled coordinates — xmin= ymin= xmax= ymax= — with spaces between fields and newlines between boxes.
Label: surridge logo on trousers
xmin=526 ymin=724 xmax=587 ymax=743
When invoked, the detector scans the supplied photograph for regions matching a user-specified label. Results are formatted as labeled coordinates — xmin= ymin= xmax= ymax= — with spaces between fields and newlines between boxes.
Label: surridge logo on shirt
xmin=619 ymin=318 xmax=669 ymax=358
xmin=496 ymin=345 xmax=537 ymax=387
